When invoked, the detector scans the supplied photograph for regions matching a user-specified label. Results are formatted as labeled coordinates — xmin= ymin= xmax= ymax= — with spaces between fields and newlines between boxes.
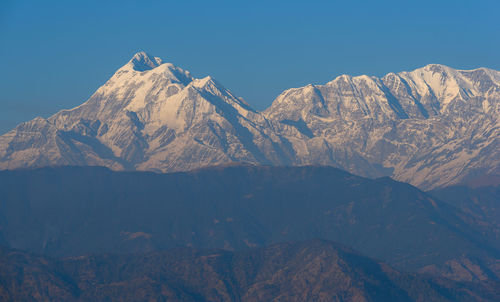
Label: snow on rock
xmin=265 ymin=64 xmax=500 ymax=189
xmin=0 ymin=53 xmax=498 ymax=189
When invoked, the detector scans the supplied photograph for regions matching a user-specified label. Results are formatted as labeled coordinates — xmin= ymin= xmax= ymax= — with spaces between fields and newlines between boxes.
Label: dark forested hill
xmin=0 ymin=165 xmax=499 ymax=281
xmin=1 ymin=240 xmax=499 ymax=302
xmin=430 ymin=184 xmax=500 ymax=251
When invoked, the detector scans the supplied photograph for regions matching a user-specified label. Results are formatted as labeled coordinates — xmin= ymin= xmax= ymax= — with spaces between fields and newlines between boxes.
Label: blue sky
xmin=1 ymin=0 xmax=499 ymax=134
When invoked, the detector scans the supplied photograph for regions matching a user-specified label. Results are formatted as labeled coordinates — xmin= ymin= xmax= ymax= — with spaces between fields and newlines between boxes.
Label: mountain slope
xmin=430 ymin=183 xmax=500 ymax=251
xmin=0 ymin=53 xmax=499 ymax=189
xmin=265 ymin=64 xmax=500 ymax=189
xmin=0 ymin=165 xmax=498 ymax=281
xmin=0 ymin=52 xmax=291 ymax=172
xmin=1 ymin=240 xmax=499 ymax=302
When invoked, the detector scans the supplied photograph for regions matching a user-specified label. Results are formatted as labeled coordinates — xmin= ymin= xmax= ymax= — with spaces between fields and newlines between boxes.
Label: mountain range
xmin=1 ymin=52 xmax=498 ymax=189
xmin=1 ymin=52 xmax=500 ymax=301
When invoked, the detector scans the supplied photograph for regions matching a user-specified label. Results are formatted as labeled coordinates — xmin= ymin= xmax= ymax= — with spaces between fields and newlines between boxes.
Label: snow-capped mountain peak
xmin=0 ymin=56 xmax=498 ymax=189
xmin=0 ymin=53 xmax=292 ymax=173
xmin=127 ymin=51 xmax=164 ymax=71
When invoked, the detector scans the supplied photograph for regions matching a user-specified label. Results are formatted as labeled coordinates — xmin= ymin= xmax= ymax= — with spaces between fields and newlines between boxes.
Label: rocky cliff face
xmin=1 ymin=52 xmax=498 ymax=189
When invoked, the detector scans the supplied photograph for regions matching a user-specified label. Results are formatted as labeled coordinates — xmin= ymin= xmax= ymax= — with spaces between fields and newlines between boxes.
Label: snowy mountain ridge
xmin=0 ymin=52 xmax=498 ymax=189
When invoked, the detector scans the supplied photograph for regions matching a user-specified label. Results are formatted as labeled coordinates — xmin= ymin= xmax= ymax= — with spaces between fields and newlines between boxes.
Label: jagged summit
xmin=0 ymin=54 xmax=498 ymax=189
xmin=0 ymin=52 xmax=287 ymax=174
xmin=128 ymin=51 xmax=164 ymax=71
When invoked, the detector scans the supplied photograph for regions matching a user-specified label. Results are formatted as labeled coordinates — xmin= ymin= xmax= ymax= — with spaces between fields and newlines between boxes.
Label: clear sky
xmin=1 ymin=0 xmax=499 ymax=134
